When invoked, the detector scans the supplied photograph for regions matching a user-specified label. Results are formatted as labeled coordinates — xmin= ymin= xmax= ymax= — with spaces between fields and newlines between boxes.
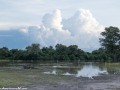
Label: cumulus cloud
xmin=20 ymin=9 xmax=104 ymax=51
xmin=62 ymin=9 xmax=104 ymax=50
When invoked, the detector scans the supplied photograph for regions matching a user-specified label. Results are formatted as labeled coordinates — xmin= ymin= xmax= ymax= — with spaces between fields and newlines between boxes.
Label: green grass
xmin=100 ymin=63 xmax=120 ymax=71
xmin=0 ymin=60 xmax=10 ymax=62
xmin=0 ymin=71 xmax=30 ymax=87
xmin=104 ymin=63 xmax=120 ymax=68
xmin=0 ymin=66 xmax=70 ymax=88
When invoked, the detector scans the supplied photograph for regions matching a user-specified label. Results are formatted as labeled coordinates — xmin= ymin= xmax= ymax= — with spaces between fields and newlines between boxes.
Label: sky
xmin=0 ymin=0 xmax=120 ymax=51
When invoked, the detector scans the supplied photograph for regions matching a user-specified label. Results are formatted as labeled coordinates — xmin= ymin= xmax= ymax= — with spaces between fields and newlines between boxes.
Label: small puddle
xmin=53 ymin=66 xmax=68 ymax=68
xmin=44 ymin=70 xmax=57 ymax=75
xmin=63 ymin=72 xmax=74 ymax=76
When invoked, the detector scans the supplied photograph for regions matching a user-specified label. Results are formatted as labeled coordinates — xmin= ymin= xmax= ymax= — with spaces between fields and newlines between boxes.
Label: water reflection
xmin=63 ymin=72 xmax=74 ymax=76
xmin=44 ymin=69 xmax=57 ymax=75
xmin=76 ymin=65 xmax=108 ymax=78
xmin=44 ymin=63 xmax=108 ymax=78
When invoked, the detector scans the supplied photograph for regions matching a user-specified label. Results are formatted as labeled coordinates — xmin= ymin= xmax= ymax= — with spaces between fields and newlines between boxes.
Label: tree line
xmin=0 ymin=26 xmax=120 ymax=62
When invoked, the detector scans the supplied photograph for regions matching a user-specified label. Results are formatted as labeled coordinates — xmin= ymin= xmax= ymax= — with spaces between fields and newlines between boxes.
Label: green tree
xmin=25 ymin=43 xmax=41 ymax=62
xmin=55 ymin=44 xmax=68 ymax=61
xmin=99 ymin=26 xmax=120 ymax=62
xmin=10 ymin=49 xmax=19 ymax=60
xmin=0 ymin=47 xmax=10 ymax=59
xmin=42 ymin=46 xmax=55 ymax=61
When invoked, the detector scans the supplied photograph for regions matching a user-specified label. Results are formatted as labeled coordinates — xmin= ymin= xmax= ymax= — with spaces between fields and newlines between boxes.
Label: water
xmin=0 ymin=62 xmax=119 ymax=78
xmin=75 ymin=65 xmax=108 ymax=78
xmin=44 ymin=69 xmax=57 ymax=75
xmin=43 ymin=63 xmax=119 ymax=78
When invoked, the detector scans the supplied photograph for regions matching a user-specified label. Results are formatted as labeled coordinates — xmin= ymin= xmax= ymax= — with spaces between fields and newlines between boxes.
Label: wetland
xmin=0 ymin=62 xmax=120 ymax=90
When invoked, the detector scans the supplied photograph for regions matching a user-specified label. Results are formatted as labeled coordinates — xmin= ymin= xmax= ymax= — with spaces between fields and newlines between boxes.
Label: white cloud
xmin=0 ymin=22 xmax=34 ymax=31
xmin=42 ymin=9 xmax=63 ymax=30
xmin=62 ymin=9 xmax=104 ymax=50
xmin=20 ymin=28 xmax=28 ymax=34
xmin=20 ymin=9 xmax=104 ymax=51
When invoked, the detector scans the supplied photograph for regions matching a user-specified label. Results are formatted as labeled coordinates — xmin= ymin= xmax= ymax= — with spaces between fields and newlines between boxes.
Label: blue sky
xmin=0 ymin=0 xmax=120 ymax=27
xmin=0 ymin=0 xmax=120 ymax=51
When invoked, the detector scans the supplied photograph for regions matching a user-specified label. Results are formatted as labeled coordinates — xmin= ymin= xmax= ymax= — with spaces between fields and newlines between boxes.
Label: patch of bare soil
xmin=23 ymin=73 xmax=120 ymax=90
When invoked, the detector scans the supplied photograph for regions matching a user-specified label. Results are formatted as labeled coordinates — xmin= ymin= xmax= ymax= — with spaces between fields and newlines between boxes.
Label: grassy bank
xmin=0 ymin=66 xmax=69 ymax=88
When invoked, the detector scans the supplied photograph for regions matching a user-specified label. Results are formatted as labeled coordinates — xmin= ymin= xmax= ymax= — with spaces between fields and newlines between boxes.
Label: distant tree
xmin=67 ymin=45 xmax=78 ymax=61
xmin=0 ymin=47 xmax=10 ymax=59
xmin=10 ymin=49 xmax=19 ymax=60
xmin=55 ymin=44 xmax=68 ymax=61
xmin=25 ymin=43 xmax=41 ymax=62
xmin=42 ymin=46 xmax=55 ymax=61
xmin=99 ymin=26 xmax=120 ymax=62
xmin=67 ymin=45 xmax=85 ymax=61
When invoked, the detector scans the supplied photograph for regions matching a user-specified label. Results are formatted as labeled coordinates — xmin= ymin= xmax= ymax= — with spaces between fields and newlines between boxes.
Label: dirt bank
xmin=20 ymin=73 xmax=120 ymax=90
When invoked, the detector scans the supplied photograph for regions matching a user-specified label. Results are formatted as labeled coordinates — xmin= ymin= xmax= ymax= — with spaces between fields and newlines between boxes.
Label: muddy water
xmin=0 ymin=62 xmax=120 ymax=78
xmin=43 ymin=63 xmax=120 ymax=78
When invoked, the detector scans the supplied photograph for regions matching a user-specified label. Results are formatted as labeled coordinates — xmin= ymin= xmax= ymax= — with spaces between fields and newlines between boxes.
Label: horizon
xmin=0 ymin=0 xmax=120 ymax=51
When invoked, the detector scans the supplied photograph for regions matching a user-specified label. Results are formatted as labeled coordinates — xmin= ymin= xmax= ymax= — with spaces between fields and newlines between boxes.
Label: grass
xmin=103 ymin=63 xmax=120 ymax=70
xmin=104 ymin=63 xmax=120 ymax=66
xmin=0 ymin=70 xmax=30 ymax=87
xmin=0 ymin=66 xmax=70 ymax=88
xmin=0 ymin=60 xmax=10 ymax=62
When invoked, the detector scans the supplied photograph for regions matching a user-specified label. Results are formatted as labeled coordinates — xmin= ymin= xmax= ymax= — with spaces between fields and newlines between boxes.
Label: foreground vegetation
xmin=0 ymin=65 xmax=70 ymax=87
